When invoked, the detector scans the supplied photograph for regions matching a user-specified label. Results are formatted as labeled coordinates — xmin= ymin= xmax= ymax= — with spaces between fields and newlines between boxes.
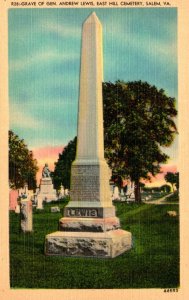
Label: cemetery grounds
xmin=9 ymin=197 xmax=179 ymax=289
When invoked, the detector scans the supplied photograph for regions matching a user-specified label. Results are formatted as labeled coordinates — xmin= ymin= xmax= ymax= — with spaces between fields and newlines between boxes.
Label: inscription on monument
xmin=70 ymin=165 xmax=100 ymax=201
xmin=64 ymin=207 xmax=103 ymax=218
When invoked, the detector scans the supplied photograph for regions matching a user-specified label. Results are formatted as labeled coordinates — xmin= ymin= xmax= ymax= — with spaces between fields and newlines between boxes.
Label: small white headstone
xmin=15 ymin=204 xmax=20 ymax=214
xmin=129 ymin=192 xmax=135 ymax=199
xmin=20 ymin=199 xmax=33 ymax=232
xmin=37 ymin=197 xmax=43 ymax=210
xmin=65 ymin=189 xmax=69 ymax=196
xmin=51 ymin=206 xmax=60 ymax=213
xmin=59 ymin=185 xmax=65 ymax=198
xmin=120 ymin=189 xmax=124 ymax=196
xmin=167 ymin=211 xmax=177 ymax=217
xmin=113 ymin=186 xmax=120 ymax=200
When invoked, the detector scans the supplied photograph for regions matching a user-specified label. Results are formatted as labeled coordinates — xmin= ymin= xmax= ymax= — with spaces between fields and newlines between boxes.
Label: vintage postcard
xmin=0 ymin=0 xmax=189 ymax=299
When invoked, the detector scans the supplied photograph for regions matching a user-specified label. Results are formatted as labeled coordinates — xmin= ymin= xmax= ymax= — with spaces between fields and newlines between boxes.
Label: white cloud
xmin=125 ymin=35 xmax=174 ymax=63
xmin=9 ymin=50 xmax=79 ymax=72
xmin=40 ymin=21 xmax=81 ymax=38
xmin=10 ymin=103 xmax=43 ymax=129
xmin=105 ymin=22 xmax=177 ymax=65
xmin=140 ymin=35 xmax=177 ymax=62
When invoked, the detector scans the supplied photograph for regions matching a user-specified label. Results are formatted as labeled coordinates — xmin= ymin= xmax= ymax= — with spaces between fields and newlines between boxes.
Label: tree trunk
xmin=135 ymin=179 xmax=142 ymax=203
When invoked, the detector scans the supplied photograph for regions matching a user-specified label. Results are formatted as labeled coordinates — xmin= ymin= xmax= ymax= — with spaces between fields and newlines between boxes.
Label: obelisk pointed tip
xmin=90 ymin=12 xmax=97 ymax=18
xmin=84 ymin=12 xmax=101 ymax=25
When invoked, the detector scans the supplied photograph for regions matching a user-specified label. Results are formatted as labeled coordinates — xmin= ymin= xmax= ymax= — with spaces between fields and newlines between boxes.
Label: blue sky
xmin=9 ymin=8 xmax=178 ymax=165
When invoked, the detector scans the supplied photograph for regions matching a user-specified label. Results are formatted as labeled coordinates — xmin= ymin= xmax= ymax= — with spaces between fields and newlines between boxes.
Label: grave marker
xmin=45 ymin=12 xmax=132 ymax=258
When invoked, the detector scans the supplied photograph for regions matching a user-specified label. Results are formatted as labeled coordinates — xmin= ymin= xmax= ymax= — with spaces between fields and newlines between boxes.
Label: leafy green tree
xmin=103 ymin=80 xmax=177 ymax=202
xmin=52 ymin=137 xmax=77 ymax=189
xmin=165 ymin=172 xmax=179 ymax=191
xmin=9 ymin=130 xmax=38 ymax=190
xmin=53 ymin=81 xmax=177 ymax=203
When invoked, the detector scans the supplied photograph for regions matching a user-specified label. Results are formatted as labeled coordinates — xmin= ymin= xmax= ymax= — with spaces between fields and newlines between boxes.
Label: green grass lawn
xmin=10 ymin=201 xmax=179 ymax=289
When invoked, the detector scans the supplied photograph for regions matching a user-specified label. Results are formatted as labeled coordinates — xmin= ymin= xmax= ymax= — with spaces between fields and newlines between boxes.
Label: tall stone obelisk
xmin=66 ymin=12 xmax=118 ymax=219
xmin=45 ymin=13 xmax=132 ymax=258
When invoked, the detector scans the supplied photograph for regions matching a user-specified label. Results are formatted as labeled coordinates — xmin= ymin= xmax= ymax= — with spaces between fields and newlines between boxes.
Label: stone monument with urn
xmin=45 ymin=12 xmax=132 ymax=258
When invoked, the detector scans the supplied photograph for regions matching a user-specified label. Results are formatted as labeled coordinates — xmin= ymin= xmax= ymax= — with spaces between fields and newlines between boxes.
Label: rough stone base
xmin=59 ymin=217 xmax=120 ymax=232
xmin=45 ymin=230 xmax=132 ymax=258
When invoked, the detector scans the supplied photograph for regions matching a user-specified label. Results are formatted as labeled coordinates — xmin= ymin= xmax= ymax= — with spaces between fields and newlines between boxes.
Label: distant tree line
xmin=143 ymin=184 xmax=172 ymax=193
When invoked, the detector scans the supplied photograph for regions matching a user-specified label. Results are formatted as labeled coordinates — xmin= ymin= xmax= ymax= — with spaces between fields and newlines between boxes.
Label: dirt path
xmin=142 ymin=193 xmax=178 ymax=205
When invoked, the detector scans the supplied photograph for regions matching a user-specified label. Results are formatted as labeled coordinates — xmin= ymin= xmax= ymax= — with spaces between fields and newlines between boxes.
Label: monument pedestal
xmin=45 ymin=161 xmax=132 ymax=257
xmin=37 ymin=178 xmax=57 ymax=203
xmin=59 ymin=216 xmax=120 ymax=232
xmin=45 ymin=229 xmax=132 ymax=258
